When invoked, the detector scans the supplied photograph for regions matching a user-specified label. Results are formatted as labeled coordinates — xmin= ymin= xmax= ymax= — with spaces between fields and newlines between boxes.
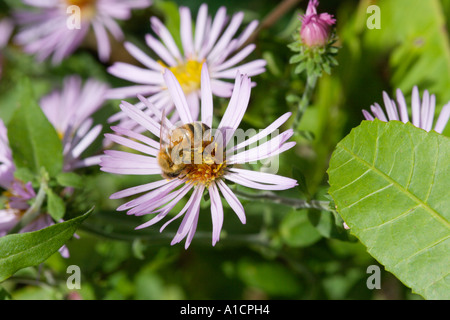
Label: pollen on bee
xmin=159 ymin=121 xmax=227 ymax=186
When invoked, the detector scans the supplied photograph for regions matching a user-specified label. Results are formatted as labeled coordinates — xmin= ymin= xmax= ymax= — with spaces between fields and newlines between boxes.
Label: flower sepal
xmin=288 ymin=30 xmax=339 ymax=79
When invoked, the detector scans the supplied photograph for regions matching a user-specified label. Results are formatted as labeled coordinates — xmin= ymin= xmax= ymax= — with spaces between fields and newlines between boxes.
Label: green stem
xmin=233 ymin=189 xmax=333 ymax=212
xmin=79 ymin=222 xmax=271 ymax=247
xmin=293 ymin=74 xmax=318 ymax=131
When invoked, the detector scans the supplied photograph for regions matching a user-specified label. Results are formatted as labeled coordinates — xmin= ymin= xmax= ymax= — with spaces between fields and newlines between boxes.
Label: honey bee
xmin=157 ymin=112 xmax=213 ymax=180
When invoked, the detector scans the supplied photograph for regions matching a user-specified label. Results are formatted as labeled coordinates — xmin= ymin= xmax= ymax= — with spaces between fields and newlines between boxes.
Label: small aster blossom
xmin=0 ymin=180 xmax=36 ymax=237
xmin=362 ymin=86 xmax=450 ymax=134
xmin=107 ymin=3 xmax=266 ymax=130
xmin=40 ymin=75 xmax=109 ymax=171
xmin=299 ymin=0 xmax=335 ymax=48
xmin=14 ymin=0 xmax=152 ymax=64
xmin=100 ymin=64 xmax=297 ymax=248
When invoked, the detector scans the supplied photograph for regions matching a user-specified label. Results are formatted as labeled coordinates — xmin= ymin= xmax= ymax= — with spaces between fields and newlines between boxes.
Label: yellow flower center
xmin=160 ymin=59 xmax=204 ymax=95
xmin=65 ymin=0 xmax=97 ymax=21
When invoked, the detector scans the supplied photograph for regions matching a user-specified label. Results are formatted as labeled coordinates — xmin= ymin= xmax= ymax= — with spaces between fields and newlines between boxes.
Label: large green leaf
xmin=7 ymin=79 xmax=63 ymax=178
xmin=328 ymin=120 xmax=449 ymax=300
xmin=0 ymin=208 xmax=93 ymax=283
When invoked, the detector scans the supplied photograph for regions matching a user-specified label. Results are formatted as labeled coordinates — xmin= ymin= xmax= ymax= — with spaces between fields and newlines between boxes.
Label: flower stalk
xmin=292 ymin=73 xmax=318 ymax=130
xmin=233 ymin=189 xmax=334 ymax=212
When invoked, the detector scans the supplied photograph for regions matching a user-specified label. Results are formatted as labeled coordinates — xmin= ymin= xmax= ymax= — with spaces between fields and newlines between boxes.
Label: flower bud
xmin=300 ymin=0 xmax=336 ymax=48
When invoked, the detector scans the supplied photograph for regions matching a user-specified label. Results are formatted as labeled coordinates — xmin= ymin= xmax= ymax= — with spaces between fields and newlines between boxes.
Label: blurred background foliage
xmin=1 ymin=0 xmax=449 ymax=300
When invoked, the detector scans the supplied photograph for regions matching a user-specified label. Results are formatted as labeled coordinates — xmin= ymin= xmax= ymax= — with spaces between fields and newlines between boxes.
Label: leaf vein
xmin=339 ymin=144 xmax=450 ymax=229
xmin=341 ymin=183 xmax=393 ymax=210
xmin=392 ymin=234 xmax=450 ymax=270
xmin=360 ymin=204 xmax=421 ymax=232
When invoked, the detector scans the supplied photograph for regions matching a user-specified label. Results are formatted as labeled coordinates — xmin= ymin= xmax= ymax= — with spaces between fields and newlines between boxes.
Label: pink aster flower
xmin=362 ymin=86 xmax=450 ymax=134
xmin=13 ymin=0 xmax=152 ymax=64
xmin=107 ymin=3 xmax=266 ymax=130
xmin=299 ymin=0 xmax=335 ymax=48
xmin=40 ymin=75 xmax=109 ymax=171
xmin=100 ymin=64 xmax=297 ymax=248
xmin=0 ymin=180 xmax=36 ymax=237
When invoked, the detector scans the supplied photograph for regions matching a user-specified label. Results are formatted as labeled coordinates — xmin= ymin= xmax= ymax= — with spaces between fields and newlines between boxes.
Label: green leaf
xmin=292 ymin=167 xmax=310 ymax=197
xmin=56 ymin=172 xmax=84 ymax=189
xmin=289 ymin=53 xmax=305 ymax=64
xmin=13 ymin=167 xmax=37 ymax=186
xmin=328 ymin=120 xmax=450 ymax=299
xmin=294 ymin=61 xmax=307 ymax=74
xmin=0 ymin=208 xmax=93 ymax=283
xmin=374 ymin=0 xmax=450 ymax=102
xmin=237 ymin=259 xmax=302 ymax=297
xmin=308 ymin=210 xmax=351 ymax=241
xmin=46 ymin=188 xmax=66 ymax=221
xmin=7 ymin=79 xmax=63 ymax=178
xmin=280 ymin=209 xmax=322 ymax=247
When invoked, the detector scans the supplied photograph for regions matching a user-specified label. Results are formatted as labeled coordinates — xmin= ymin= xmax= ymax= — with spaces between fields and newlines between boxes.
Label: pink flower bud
xmin=300 ymin=0 xmax=336 ymax=48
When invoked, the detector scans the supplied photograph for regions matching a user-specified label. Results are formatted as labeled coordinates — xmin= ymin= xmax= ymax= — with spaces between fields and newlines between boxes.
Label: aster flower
xmin=13 ymin=0 xmax=152 ymax=64
xmin=100 ymin=64 xmax=297 ymax=248
xmin=299 ymin=0 xmax=336 ymax=48
xmin=362 ymin=86 xmax=450 ymax=134
xmin=40 ymin=75 xmax=109 ymax=171
xmin=107 ymin=3 xmax=266 ymax=130
xmin=0 ymin=180 xmax=36 ymax=237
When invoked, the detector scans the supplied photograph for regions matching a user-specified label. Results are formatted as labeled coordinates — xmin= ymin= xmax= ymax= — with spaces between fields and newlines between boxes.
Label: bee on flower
xmin=100 ymin=64 xmax=297 ymax=248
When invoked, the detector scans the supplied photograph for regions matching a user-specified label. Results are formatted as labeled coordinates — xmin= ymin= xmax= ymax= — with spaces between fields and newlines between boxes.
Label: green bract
xmin=328 ymin=120 xmax=450 ymax=299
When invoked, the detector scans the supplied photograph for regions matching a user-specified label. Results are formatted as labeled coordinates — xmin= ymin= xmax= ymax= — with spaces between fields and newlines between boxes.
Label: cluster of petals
xmin=299 ymin=0 xmax=335 ymax=48
xmin=40 ymin=75 xmax=109 ymax=171
xmin=107 ymin=3 xmax=266 ymax=130
xmin=14 ymin=0 xmax=152 ymax=64
xmin=362 ymin=86 xmax=450 ymax=134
